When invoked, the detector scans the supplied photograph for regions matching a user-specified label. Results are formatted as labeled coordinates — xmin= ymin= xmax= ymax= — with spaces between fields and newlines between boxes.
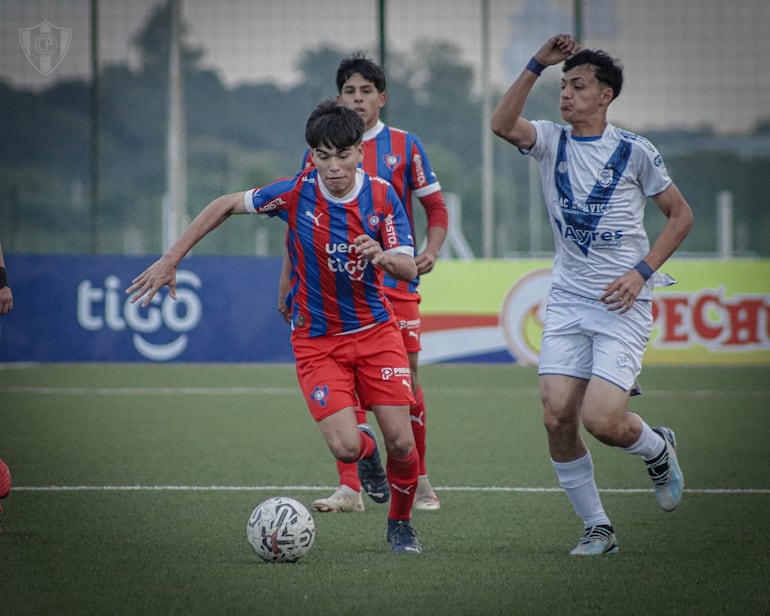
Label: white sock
xmin=551 ymin=452 xmax=611 ymax=528
xmin=623 ymin=419 xmax=665 ymax=461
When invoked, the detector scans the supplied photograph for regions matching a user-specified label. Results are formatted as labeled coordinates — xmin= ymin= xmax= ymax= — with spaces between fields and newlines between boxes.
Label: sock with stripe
xmin=386 ymin=447 xmax=419 ymax=521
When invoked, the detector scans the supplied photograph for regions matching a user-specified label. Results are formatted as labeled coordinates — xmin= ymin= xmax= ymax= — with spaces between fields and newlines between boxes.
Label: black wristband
xmin=526 ymin=57 xmax=546 ymax=76
xmin=633 ymin=260 xmax=654 ymax=281
xmin=0 ymin=266 xmax=7 ymax=289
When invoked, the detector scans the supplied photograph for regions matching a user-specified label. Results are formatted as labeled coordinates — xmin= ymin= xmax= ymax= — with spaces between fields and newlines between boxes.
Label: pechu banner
xmin=418 ymin=259 xmax=770 ymax=365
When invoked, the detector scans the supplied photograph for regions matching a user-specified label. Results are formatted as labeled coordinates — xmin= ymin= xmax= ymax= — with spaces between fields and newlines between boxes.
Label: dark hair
xmin=305 ymin=99 xmax=364 ymax=150
xmin=335 ymin=52 xmax=386 ymax=93
xmin=563 ymin=49 xmax=623 ymax=100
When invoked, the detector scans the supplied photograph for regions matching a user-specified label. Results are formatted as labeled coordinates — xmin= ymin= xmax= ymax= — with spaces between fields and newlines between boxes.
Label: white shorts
xmin=538 ymin=288 xmax=652 ymax=392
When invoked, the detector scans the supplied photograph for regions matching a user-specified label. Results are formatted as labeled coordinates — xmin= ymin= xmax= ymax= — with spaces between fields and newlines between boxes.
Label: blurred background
xmin=2 ymin=0 xmax=769 ymax=259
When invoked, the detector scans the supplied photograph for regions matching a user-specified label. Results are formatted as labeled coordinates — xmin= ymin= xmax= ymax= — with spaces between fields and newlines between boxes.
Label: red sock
xmin=410 ymin=385 xmax=427 ymax=476
xmin=336 ymin=460 xmax=360 ymax=491
xmin=386 ymin=447 xmax=419 ymax=521
xmin=355 ymin=406 xmax=367 ymax=425
xmin=358 ymin=429 xmax=376 ymax=459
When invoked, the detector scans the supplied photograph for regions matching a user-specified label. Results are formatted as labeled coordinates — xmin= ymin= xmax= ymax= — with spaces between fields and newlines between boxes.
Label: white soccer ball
xmin=246 ymin=496 xmax=316 ymax=563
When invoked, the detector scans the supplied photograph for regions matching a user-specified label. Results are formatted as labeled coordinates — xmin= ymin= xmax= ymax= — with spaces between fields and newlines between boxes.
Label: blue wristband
xmin=526 ymin=57 xmax=545 ymax=76
xmin=634 ymin=260 xmax=654 ymax=281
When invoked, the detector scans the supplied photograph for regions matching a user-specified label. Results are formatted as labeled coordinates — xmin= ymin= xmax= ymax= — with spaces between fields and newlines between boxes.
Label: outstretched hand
xmin=534 ymin=34 xmax=581 ymax=67
xmin=125 ymin=256 xmax=178 ymax=308
xmin=0 ymin=286 xmax=12 ymax=315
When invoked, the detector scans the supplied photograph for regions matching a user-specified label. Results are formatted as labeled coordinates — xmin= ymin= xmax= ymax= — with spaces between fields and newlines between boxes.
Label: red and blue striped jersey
xmin=244 ymin=167 xmax=415 ymax=338
xmin=302 ymin=121 xmax=444 ymax=297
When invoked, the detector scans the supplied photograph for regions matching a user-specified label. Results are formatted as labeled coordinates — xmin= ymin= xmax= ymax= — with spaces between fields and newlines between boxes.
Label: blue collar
xmin=571 ymin=134 xmax=602 ymax=142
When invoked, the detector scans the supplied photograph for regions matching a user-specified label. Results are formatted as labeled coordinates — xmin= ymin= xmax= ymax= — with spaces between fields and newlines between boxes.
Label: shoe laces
xmin=646 ymin=448 xmax=671 ymax=486
xmin=389 ymin=521 xmax=416 ymax=543
xmin=579 ymin=525 xmax=614 ymax=545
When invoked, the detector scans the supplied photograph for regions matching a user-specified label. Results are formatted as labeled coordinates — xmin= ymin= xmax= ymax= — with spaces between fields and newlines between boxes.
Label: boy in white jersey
xmin=491 ymin=34 xmax=693 ymax=555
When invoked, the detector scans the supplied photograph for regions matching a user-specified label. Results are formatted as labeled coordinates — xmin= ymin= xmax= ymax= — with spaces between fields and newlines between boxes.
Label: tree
xmin=132 ymin=1 xmax=204 ymax=77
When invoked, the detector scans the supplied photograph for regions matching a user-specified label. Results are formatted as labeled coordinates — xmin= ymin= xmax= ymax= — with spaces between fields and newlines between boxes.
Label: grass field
xmin=1 ymin=363 xmax=769 ymax=615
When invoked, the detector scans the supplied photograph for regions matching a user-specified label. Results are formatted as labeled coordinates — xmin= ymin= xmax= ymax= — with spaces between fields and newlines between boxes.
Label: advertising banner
xmin=0 ymin=255 xmax=293 ymax=363
xmin=1 ymin=256 xmax=767 ymax=364
xmin=418 ymin=259 xmax=770 ymax=365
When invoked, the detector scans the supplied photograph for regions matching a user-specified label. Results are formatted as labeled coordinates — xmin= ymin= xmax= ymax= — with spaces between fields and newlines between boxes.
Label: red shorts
xmin=387 ymin=294 xmax=421 ymax=354
xmin=292 ymin=320 xmax=415 ymax=422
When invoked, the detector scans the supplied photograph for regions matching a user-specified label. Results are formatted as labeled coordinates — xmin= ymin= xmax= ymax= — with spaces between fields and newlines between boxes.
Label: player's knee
xmin=329 ymin=440 xmax=360 ymax=463
xmin=543 ymin=403 xmax=580 ymax=437
xmin=335 ymin=449 xmax=359 ymax=464
xmin=384 ymin=433 xmax=415 ymax=459
xmin=582 ymin=414 xmax=625 ymax=446
xmin=583 ymin=415 xmax=608 ymax=439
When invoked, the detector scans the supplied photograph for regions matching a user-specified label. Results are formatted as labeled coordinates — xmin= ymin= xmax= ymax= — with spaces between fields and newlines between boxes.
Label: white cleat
xmin=413 ymin=475 xmax=441 ymax=511
xmin=311 ymin=485 xmax=365 ymax=513
xmin=647 ymin=426 xmax=684 ymax=512
xmin=570 ymin=525 xmax=619 ymax=556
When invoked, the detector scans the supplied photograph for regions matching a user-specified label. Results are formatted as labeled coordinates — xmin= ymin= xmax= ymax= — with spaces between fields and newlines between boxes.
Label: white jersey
xmin=525 ymin=121 xmax=672 ymax=301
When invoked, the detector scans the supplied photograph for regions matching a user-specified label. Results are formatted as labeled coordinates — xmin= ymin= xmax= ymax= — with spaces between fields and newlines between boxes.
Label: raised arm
xmin=490 ymin=34 xmax=580 ymax=149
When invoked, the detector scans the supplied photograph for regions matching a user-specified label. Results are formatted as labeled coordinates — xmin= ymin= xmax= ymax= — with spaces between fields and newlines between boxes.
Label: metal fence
xmin=1 ymin=0 xmax=769 ymax=257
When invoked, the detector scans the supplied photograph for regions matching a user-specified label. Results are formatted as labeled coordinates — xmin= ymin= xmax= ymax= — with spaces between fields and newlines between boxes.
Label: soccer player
xmin=127 ymin=101 xmax=423 ymax=553
xmin=0 ymin=239 xmax=13 ymax=315
xmin=281 ymin=53 xmax=448 ymax=514
xmin=0 ymin=458 xmax=10 ymax=518
xmin=491 ymin=34 xmax=693 ymax=555
xmin=0 ymin=241 xmax=12 ymax=526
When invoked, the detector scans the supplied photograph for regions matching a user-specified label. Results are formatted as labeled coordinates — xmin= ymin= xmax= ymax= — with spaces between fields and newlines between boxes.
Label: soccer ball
xmin=246 ymin=496 xmax=315 ymax=563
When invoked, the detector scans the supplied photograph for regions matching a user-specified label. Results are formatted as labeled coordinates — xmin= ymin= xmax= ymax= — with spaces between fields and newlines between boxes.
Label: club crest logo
xmin=383 ymin=153 xmax=401 ymax=171
xmin=597 ymin=168 xmax=614 ymax=188
xmin=18 ymin=19 xmax=72 ymax=76
xmin=311 ymin=385 xmax=329 ymax=407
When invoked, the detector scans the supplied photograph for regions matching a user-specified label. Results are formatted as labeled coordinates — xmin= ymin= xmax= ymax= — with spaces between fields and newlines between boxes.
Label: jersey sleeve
xmin=243 ymin=177 xmax=297 ymax=221
xmin=418 ymin=190 xmax=448 ymax=230
xmin=407 ymin=134 xmax=442 ymax=198
xmin=523 ymin=120 xmax=560 ymax=160
xmin=631 ymin=137 xmax=673 ymax=197
xmin=381 ymin=183 xmax=415 ymax=256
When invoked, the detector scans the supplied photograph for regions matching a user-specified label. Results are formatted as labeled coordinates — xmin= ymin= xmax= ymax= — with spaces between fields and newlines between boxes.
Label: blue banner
xmin=0 ymin=255 xmax=294 ymax=362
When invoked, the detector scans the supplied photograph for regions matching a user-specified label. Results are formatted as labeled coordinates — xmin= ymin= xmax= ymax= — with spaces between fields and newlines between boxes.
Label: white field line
xmin=1 ymin=385 xmax=769 ymax=398
xmin=0 ymin=386 xmax=298 ymax=396
xmin=11 ymin=485 xmax=770 ymax=494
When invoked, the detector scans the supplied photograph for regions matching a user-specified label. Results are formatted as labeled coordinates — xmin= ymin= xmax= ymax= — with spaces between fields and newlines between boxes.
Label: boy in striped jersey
xmin=128 ymin=101 xmax=423 ymax=553
xmin=282 ymin=54 xmax=447 ymax=514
